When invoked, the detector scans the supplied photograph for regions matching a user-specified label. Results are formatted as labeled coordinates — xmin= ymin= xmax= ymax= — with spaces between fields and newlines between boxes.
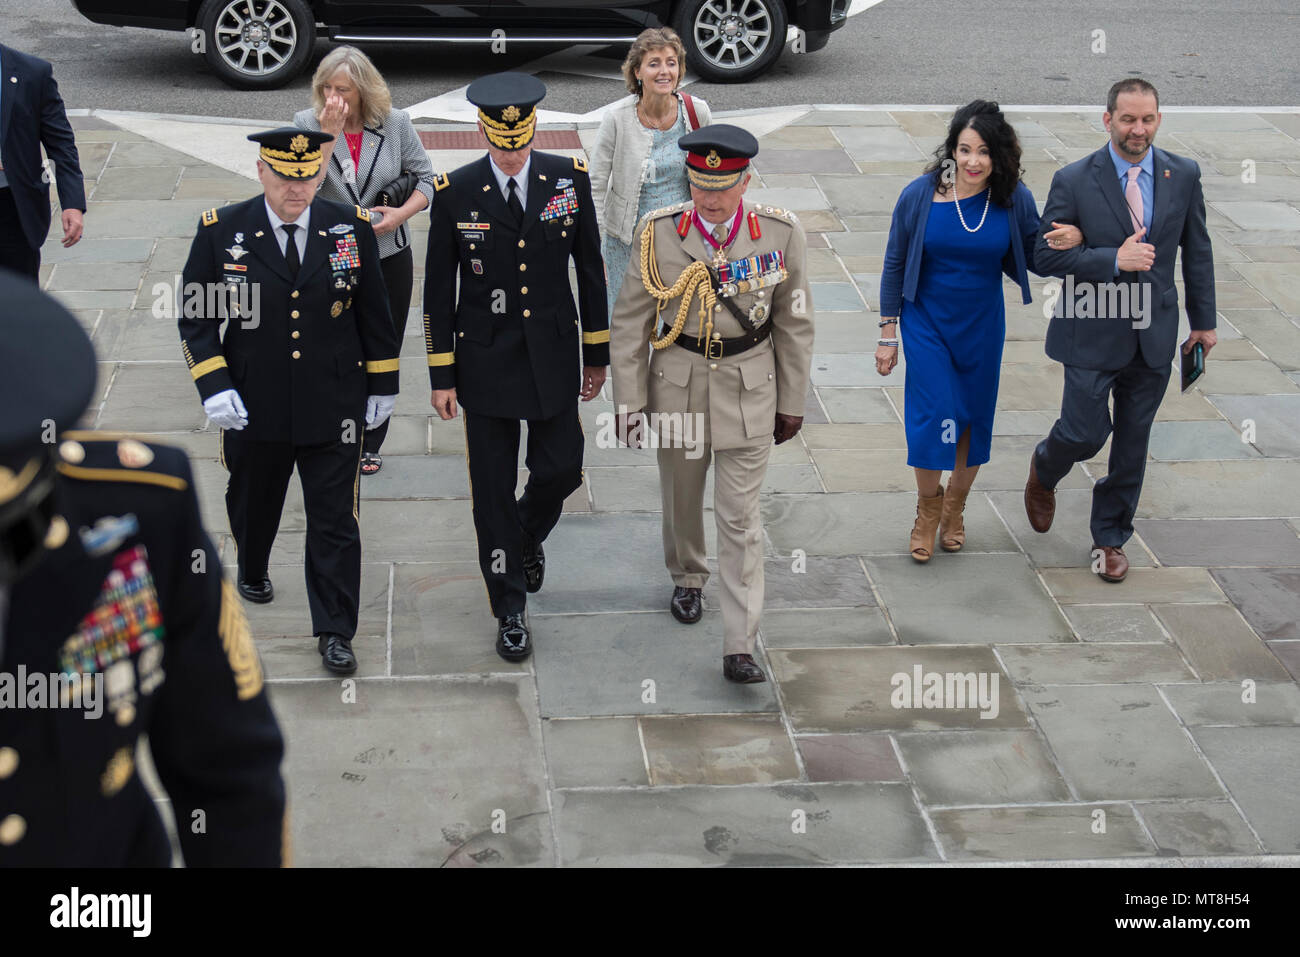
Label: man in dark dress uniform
xmin=424 ymin=73 xmax=609 ymax=661
xmin=0 ymin=272 xmax=286 ymax=866
xmin=179 ymin=127 xmax=400 ymax=675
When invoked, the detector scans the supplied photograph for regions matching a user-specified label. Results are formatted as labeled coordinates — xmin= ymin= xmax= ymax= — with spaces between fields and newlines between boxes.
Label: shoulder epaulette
xmin=636 ymin=200 xmax=693 ymax=239
xmin=572 ymin=155 xmax=588 ymax=173
xmin=433 ymin=171 xmax=450 ymax=192
xmin=355 ymin=205 xmax=371 ymax=223
xmin=754 ymin=205 xmax=799 ymax=226
xmin=55 ymin=434 xmax=190 ymax=492
xmin=201 ymin=208 xmax=219 ymax=227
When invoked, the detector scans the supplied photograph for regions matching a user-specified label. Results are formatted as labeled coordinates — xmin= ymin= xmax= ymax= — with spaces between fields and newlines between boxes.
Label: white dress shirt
xmin=488 ymin=154 xmax=531 ymax=208
xmin=263 ymin=200 xmax=310 ymax=260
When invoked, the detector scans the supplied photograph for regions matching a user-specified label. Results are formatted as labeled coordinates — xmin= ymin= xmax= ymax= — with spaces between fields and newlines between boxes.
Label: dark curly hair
xmin=924 ymin=100 xmax=1023 ymax=207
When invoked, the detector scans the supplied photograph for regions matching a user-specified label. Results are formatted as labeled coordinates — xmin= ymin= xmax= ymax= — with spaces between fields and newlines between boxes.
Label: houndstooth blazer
xmin=293 ymin=106 xmax=435 ymax=258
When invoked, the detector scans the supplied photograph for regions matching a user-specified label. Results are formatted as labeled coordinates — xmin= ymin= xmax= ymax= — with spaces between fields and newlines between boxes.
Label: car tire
xmin=673 ymin=0 xmax=788 ymax=84
xmin=197 ymin=0 xmax=316 ymax=90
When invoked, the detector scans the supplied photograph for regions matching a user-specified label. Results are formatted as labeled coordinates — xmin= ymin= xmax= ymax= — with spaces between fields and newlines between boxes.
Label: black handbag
xmin=376 ymin=171 xmax=419 ymax=209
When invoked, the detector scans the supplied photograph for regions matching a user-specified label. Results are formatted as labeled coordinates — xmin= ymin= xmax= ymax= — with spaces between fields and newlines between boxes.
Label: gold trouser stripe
xmin=55 ymin=464 xmax=188 ymax=492
xmin=190 ymin=356 xmax=228 ymax=380
xmin=582 ymin=329 xmax=610 ymax=345
xmin=282 ymin=804 xmax=293 ymax=868
xmin=428 ymin=352 xmax=455 ymax=367
xmin=353 ymin=442 xmax=362 ymax=525
xmin=218 ymin=429 xmax=227 ymax=471
xmin=365 ymin=358 xmax=400 ymax=373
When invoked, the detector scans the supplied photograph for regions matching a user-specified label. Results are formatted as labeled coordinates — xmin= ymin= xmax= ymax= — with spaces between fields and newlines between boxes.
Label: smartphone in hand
xmin=1180 ymin=340 xmax=1205 ymax=392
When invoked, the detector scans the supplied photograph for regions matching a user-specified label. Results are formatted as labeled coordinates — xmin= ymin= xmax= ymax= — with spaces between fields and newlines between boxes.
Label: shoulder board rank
xmin=355 ymin=205 xmax=371 ymax=223
xmin=433 ymin=171 xmax=450 ymax=192
xmin=201 ymin=207 xmax=219 ymax=227
xmin=748 ymin=210 xmax=761 ymax=240
xmin=572 ymin=155 xmax=588 ymax=173
xmin=55 ymin=434 xmax=190 ymax=492
xmin=757 ymin=205 xmax=799 ymax=226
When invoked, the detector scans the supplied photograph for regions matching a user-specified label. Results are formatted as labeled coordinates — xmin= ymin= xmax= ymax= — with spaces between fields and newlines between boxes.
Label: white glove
xmin=365 ymin=394 xmax=396 ymax=430
xmin=203 ymin=389 xmax=248 ymax=430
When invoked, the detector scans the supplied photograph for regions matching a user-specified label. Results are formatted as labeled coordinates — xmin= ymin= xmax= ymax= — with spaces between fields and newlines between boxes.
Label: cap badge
xmin=706 ymin=150 xmax=722 ymax=169
xmin=502 ymin=105 xmax=521 ymax=123
xmin=290 ymin=133 xmax=310 ymax=154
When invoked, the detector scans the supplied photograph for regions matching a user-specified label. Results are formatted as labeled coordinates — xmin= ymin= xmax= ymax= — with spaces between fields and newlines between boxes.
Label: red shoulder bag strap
xmin=680 ymin=93 xmax=701 ymax=131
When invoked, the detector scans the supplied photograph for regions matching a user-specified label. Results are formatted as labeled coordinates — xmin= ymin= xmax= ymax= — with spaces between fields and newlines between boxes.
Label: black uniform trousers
xmin=1035 ymin=352 xmax=1171 ymax=548
xmin=222 ymin=429 xmax=363 ymax=638
xmin=0 ymin=187 xmax=40 ymax=279
xmin=464 ymin=404 xmax=584 ymax=617
xmin=363 ymin=245 xmax=414 ymax=455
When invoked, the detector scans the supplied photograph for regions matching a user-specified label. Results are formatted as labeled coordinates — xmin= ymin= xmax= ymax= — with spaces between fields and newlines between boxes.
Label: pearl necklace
xmin=952 ymin=185 xmax=991 ymax=233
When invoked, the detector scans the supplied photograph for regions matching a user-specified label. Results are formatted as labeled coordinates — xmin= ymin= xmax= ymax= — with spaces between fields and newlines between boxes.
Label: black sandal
xmin=360 ymin=452 xmax=382 ymax=475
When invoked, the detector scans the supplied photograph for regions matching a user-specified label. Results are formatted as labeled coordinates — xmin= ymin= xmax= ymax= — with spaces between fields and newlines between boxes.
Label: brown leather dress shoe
xmin=1024 ymin=455 xmax=1056 ymax=533
xmin=670 ymin=586 xmax=702 ymax=624
xmin=1094 ymin=545 xmax=1129 ymax=583
xmin=723 ymin=653 xmax=766 ymax=683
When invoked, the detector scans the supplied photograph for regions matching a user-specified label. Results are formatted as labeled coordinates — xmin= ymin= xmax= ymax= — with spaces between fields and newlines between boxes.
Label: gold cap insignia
xmin=705 ymin=150 xmax=722 ymax=169
xmin=502 ymin=105 xmax=521 ymax=123
xmin=290 ymin=133 xmax=310 ymax=154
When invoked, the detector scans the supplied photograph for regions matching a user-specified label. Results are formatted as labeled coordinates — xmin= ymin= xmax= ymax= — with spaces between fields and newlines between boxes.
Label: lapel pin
xmin=1164 ymin=169 xmax=1171 ymax=178
xmin=254 ymin=230 xmax=265 ymax=237
xmin=482 ymin=185 xmax=492 ymax=192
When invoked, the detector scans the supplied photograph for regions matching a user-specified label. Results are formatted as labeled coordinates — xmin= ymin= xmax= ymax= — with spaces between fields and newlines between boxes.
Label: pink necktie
xmin=1125 ymin=166 xmax=1144 ymax=234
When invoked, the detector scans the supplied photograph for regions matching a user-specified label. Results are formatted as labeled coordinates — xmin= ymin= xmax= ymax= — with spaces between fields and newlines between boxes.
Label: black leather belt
xmin=674 ymin=319 xmax=772 ymax=360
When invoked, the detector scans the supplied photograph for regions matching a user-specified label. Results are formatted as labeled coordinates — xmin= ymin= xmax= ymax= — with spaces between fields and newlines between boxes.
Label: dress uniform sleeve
xmin=147 ymin=452 xmax=287 ymax=866
xmin=353 ymin=215 xmax=401 ymax=395
xmin=770 ymin=219 xmax=816 ymax=418
xmin=423 ymin=187 xmax=459 ymax=391
xmin=570 ymin=162 xmax=610 ymax=368
xmin=178 ymin=216 xmax=236 ymax=401
xmin=608 ymin=216 xmax=661 ymax=414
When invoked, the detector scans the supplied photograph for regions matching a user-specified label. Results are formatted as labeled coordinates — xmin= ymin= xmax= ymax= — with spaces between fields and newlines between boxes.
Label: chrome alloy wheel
xmin=691 ymin=0 xmax=775 ymax=73
xmin=213 ymin=0 xmax=299 ymax=77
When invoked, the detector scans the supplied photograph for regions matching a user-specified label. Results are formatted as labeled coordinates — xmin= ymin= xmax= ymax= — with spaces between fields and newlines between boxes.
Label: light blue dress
xmin=603 ymin=103 xmax=691 ymax=314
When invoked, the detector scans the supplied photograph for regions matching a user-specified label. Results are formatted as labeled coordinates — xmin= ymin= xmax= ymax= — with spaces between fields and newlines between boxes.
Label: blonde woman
xmin=294 ymin=46 xmax=435 ymax=475
xmin=589 ymin=28 xmax=710 ymax=313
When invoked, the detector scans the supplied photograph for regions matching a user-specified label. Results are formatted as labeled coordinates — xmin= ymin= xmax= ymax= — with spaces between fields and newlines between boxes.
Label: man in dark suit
xmin=1 ymin=271 xmax=286 ymax=866
xmin=179 ymin=127 xmax=400 ymax=675
xmin=1026 ymin=78 xmax=1217 ymax=582
xmin=424 ymin=73 xmax=608 ymax=661
xmin=0 ymin=43 xmax=84 ymax=279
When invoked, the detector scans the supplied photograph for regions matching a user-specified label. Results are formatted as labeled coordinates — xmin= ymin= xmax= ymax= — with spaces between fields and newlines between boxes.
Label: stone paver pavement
xmin=47 ymin=106 xmax=1300 ymax=865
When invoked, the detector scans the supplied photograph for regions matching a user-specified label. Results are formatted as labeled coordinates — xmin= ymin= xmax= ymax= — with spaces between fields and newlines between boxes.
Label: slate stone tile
xmin=389 ymin=563 xmax=529 ymax=676
xmin=985 ymin=490 xmax=1155 ymax=571
xmin=744 ymin=186 xmax=826 ymax=210
xmin=810 ymin=449 xmax=916 ymax=492
xmin=41 ymin=238 xmax=155 ymax=264
xmin=764 ymin=492 xmax=1016 ymax=557
xmin=640 ymin=714 xmax=799 ymax=785
xmin=1161 ymin=681 xmax=1300 ymax=727
xmin=93 ymin=165 xmax=182 ymax=200
xmin=1200 ymin=359 xmax=1300 ymax=395
xmin=84 ymin=199 xmax=228 ymax=238
xmin=814 ymin=174 xmax=914 ymax=217
xmin=259 ymin=633 xmax=386 ymax=679
xmin=96 ymin=362 xmax=207 ymax=431
xmin=372 ymin=415 xmax=430 ymax=455
xmin=1152 ymin=603 xmax=1291 ymax=680
xmin=94 ymin=309 xmax=194 ymax=360
xmin=1136 ymin=801 xmax=1262 ymax=856
xmin=242 ymin=562 xmax=390 ymax=639
xmin=1207 ymin=395 xmax=1300 ymax=457
xmin=997 ymin=642 xmax=1195 ymax=685
xmin=107 ymin=140 xmax=211 ymax=167
xmin=1062 ymin=604 xmax=1168 ymax=643
xmin=1041 ymin=567 xmax=1224 ymax=604
xmin=1213 ymin=201 xmax=1300 ymax=231
xmin=50 ymin=289 xmax=135 ymax=309
xmin=1221 ymin=310 xmax=1300 ymax=370
xmin=754 ymin=149 xmax=859 ymax=174
xmin=543 ymin=718 xmax=648 ymax=787
xmin=553 ymin=783 xmax=937 ymax=865
xmin=793 ymin=110 xmax=898 ymax=126
xmin=992 ymin=410 xmax=1059 ymax=435
xmin=1024 ymin=685 xmax=1223 ymax=800
xmin=810 ymin=281 xmax=868 ymax=311
xmin=533 ymin=611 xmax=779 ymax=717
xmin=896 ymin=730 xmax=1072 ymax=805
xmin=704 ymin=556 xmax=873 ymax=611
xmin=815 ymin=387 xmax=899 ymax=423
xmin=1147 ymin=420 xmax=1261 ymax=460
xmin=1137 ymin=519 xmax=1300 ymax=567
xmin=833 ymin=127 xmax=927 ymax=162
xmin=866 ymin=554 xmax=1072 ymax=644
xmin=930 ymin=805 xmax=1156 ymax=860
xmin=770 ymin=646 xmax=1027 ymax=732
xmin=357 ymin=453 xmax=469 ymax=500
xmin=976 ymin=437 xmax=1094 ymax=492
xmin=360 ymin=500 xmax=480 ymax=562
xmin=1191 ymin=727 xmax=1300 ymax=853
xmin=759 ymin=607 xmax=893 ymax=647
xmin=274 ymin=679 xmax=553 ymax=866
xmin=812 ymin=352 xmax=902 ymax=386
xmin=801 ymin=423 xmax=907 ymax=449
xmin=1137 ymin=461 xmax=1300 ymax=519
xmin=1268 ymin=639 xmax=1300 ymax=680
xmin=797 ymin=734 xmax=902 ymax=782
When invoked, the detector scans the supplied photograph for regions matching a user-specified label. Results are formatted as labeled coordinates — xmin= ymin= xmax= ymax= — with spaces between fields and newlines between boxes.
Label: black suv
xmin=71 ymin=0 xmax=848 ymax=89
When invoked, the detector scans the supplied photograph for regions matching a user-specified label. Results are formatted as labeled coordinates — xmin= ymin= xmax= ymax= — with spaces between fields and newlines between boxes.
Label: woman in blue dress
xmin=877 ymin=101 xmax=1084 ymax=562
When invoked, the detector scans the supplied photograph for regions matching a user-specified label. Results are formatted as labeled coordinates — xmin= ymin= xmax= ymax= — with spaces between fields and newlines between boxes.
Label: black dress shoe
xmin=496 ymin=613 xmax=532 ymax=661
xmin=237 ymin=577 xmax=274 ymax=603
xmin=318 ymin=633 xmax=357 ymax=675
xmin=670 ymin=586 xmax=702 ymax=624
xmin=523 ymin=536 xmax=545 ymax=594
xmin=723 ymin=653 xmax=766 ymax=684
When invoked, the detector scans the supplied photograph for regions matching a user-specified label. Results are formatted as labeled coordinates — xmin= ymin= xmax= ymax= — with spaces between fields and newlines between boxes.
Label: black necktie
xmin=506 ymin=177 xmax=524 ymax=225
xmin=282 ymin=223 xmax=300 ymax=278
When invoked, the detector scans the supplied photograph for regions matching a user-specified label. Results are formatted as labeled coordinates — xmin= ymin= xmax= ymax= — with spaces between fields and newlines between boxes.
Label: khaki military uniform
xmin=610 ymin=199 xmax=815 ymax=654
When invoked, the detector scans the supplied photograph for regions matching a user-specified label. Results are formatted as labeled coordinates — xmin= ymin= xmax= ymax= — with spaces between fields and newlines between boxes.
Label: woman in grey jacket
xmin=590 ymin=28 xmax=710 ymax=313
xmin=295 ymin=46 xmax=435 ymax=474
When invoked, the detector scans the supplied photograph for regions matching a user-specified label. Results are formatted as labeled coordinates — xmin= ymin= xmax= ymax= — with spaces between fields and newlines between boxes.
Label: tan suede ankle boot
xmin=940 ymin=486 xmax=970 ymax=552
xmin=910 ymin=485 xmax=945 ymax=563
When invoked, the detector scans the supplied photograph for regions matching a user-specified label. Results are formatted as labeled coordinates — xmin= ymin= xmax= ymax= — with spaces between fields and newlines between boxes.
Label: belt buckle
xmin=706 ymin=337 xmax=724 ymax=360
